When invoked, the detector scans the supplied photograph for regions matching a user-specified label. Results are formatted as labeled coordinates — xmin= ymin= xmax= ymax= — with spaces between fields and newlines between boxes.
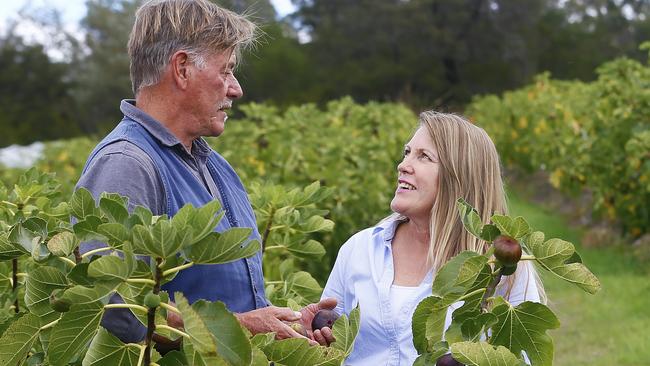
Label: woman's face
xmin=390 ymin=126 xmax=440 ymax=223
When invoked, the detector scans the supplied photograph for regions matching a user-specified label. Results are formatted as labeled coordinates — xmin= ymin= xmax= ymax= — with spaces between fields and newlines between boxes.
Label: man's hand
xmin=236 ymin=306 xmax=318 ymax=345
xmin=299 ymin=297 xmax=337 ymax=346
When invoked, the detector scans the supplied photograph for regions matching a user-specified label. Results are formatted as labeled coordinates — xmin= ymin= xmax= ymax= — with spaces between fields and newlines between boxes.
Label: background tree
xmin=0 ymin=31 xmax=79 ymax=147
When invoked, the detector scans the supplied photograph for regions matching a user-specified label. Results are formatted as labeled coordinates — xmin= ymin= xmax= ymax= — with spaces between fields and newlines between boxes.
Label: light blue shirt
xmin=323 ymin=217 xmax=540 ymax=366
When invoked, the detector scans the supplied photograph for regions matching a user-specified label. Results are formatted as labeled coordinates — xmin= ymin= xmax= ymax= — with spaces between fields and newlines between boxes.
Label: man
xmin=77 ymin=0 xmax=334 ymax=349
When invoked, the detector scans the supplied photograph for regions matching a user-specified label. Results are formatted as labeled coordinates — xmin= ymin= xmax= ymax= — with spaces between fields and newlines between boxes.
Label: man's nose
xmin=227 ymin=75 xmax=243 ymax=99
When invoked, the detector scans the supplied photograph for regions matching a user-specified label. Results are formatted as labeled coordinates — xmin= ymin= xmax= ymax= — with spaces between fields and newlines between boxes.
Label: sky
xmin=0 ymin=0 xmax=297 ymax=55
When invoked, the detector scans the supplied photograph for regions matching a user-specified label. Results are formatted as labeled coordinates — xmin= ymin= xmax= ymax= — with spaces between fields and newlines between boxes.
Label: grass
xmin=507 ymin=191 xmax=650 ymax=365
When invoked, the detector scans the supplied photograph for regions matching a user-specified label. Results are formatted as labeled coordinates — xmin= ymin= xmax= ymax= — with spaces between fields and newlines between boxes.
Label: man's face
xmin=185 ymin=50 xmax=243 ymax=138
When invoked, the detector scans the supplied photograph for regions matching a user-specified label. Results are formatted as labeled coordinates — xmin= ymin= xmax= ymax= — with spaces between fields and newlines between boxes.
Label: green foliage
xmin=0 ymin=169 xmax=360 ymax=365
xmin=412 ymin=199 xmax=600 ymax=365
xmin=468 ymin=52 xmax=650 ymax=237
xmin=217 ymin=98 xmax=416 ymax=282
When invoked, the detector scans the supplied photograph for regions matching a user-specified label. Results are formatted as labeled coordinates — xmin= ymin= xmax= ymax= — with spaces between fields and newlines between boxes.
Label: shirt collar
xmin=372 ymin=215 xmax=405 ymax=246
xmin=120 ymin=99 xmax=212 ymax=158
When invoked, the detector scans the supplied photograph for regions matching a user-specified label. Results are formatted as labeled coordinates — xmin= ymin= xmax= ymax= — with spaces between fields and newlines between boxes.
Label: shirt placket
xmin=379 ymin=244 xmax=400 ymax=365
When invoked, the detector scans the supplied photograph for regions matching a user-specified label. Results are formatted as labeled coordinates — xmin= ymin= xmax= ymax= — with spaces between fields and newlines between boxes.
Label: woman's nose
xmin=397 ymin=158 xmax=413 ymax=174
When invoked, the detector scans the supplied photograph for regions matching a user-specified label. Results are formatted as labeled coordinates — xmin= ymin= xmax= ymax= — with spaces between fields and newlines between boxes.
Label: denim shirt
xmin=77 ymin=100 xmax=268 ymax=342
xmin=323 ymin=217 xmax=540 ymax=366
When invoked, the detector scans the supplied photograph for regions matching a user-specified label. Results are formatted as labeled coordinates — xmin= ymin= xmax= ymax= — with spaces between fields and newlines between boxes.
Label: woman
xmin=320 ymin=111 xmax=544 ymax=365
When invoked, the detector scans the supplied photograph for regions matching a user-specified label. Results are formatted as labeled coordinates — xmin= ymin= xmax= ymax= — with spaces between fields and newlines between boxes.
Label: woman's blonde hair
xmin=127 ymin=0 xmax=257 ymax=95
xmin=390 ymin=111 xmax=545 ymax=302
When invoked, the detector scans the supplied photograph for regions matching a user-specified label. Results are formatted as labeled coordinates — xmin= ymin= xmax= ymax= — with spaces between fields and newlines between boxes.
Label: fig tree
xmin=49 ymin=289 xmax=72 ymax=313
xmin=311 ymin=309 xmax=339 ymax=331
xmin=144 ymin=292 xmax=161 ymax=308
xmin=436 ymin=353 xmax=464 ymax=366
xmin=493 ymin=235 xmax=522 ymax=267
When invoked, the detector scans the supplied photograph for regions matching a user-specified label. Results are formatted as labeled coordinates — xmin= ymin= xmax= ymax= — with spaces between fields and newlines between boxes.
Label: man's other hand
xmin=236 ymin=306 xmax=318 ymax=345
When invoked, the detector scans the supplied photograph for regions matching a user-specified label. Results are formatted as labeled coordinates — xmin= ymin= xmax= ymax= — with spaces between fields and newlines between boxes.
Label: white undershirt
xmin=389 ymin=284 xmax=420 ymax=321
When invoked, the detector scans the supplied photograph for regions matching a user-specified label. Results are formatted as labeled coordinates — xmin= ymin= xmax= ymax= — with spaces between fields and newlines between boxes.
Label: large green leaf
xmin=451 ymin=341 xmax=522 ymax=366
xmin=526 ymin=231 xmax=601 ymax=294
xmin=73 ymin=216 xmax=106 ymax=243
xmin=191 ymin=200 xmax=224 ymax=243
xmin=431 ymin=251 xmax=488 ymax=300
xmin=61 ymin=281 xmax=122 ymax=305
xmin=0 ymin=234 xmax=24 ymax=260
xmin=491 ymin=215 xmax=531 ymax=240
xmin=0 ymin=313 xmax=41 ymax=365
xmin=284 ymin=271 xmax=322 ymax=303
xmin=456 ymin=198 xmax=484 ymax=238
xmin=412 ymin=296 xmax=444 ymax=354
xmin=299 ymin=216 xmax=334 ymax=233
xmin=330 ymin=306 xmax=360 ymax=357
xmin=8 ymin=217 xmax=47 ymax=254
xmin=489 ymin=299 xmax=560 ymax=366
xmin=47 ymin=231 xmax=79 ymax=257
xmin=186 ymin=228 xmax=259 ymax=264
xmin=96 ymin=223 xmax=130 ymax=250
xmin=191 ymin=300 xmax=252 ymax=366
xmin=99 ymin=197 xmax=129 ymax=225
xmin=175 ymin=293 xmax=228 ymax=363
xmin=158 ymin=350 xmax=188 ymax=366
xmin=151 ymin=220 xmax=180 ymax=259
xmin=183 ymin=341 xmax=228 ymax=366
xmin=82 ymin=328 xmax=141 ymax=366
xmin=48 ymin=301 xmax=105 ymax=366
xmin=262 ymin=338 xmax=344 ymax=366
xmin=25 ymin=266 xmax=68 ymax=321
xmin=286 ymin=239 xmax=326 ymax=259
xmin=87 ymin=255 xmax=132 ymax=282
xmin=71 ymin=188 xmax=99 ymax=220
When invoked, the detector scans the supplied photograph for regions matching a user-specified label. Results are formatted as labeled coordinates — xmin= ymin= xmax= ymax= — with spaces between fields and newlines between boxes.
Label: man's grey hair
xmin=128 ymin=0 xmax=257 ymax=95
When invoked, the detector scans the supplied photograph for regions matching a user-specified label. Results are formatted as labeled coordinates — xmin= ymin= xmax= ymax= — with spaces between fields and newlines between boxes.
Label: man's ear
xmin=170 ymin=51 xmax=190 ymax=90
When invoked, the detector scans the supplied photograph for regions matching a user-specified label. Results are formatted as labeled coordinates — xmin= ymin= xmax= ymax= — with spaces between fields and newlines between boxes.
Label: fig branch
xmin=12 ymin=259 xmax=18 ymax=313
xmin=143 ymin=257 xmax=162 ymax=366
xmin=261 ymin=207 xmax=276 ymax=252
xmin=480 ymin=272 xmax=502 ymax=312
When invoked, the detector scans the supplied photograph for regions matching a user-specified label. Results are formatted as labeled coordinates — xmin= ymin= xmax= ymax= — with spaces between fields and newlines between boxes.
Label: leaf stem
xmin=261 ymin=208 xmax=276 ymax=252
xmin=58 ymin=256 xmax=77 ymax=267
xmin=40 ymin=318 xmax=60 ymax=331
xmin=1 ymin=200 xmax=18 ymax=207
xmin=81 ymin=247 xmax=116 ymax=259
xmin=159 ymin=302 xmax=180 ymax=314
xmin=161 ymin=262 xmax=194 ymax=277
xmin=104 ymin=303 xmax=149 ymax=314
xmin=481 ymin=272 xmax=503 ymax=312
xmin=126 ymin=278 xmax=157 ymax=286
xmin=265 ymin=280 xmax=283 ymax=285
xmin=155 ymin=324 xmax=190 ymax=339
xmin=134 ymin=343 xmax=146 ymax=366
xmin=457 ymin=288 xmax=487 ymax=302
xmin=264 ymin=245 xmax=284 ymax=251
xmin=488 ymin=254 xmax=536 ymax=265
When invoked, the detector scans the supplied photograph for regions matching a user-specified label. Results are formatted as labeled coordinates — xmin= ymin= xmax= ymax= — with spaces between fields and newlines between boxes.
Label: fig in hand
xmin=493 ymin=235 xmax=522 ymax=267
xmin=311 ymin=309 xmax=339 ymax=331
